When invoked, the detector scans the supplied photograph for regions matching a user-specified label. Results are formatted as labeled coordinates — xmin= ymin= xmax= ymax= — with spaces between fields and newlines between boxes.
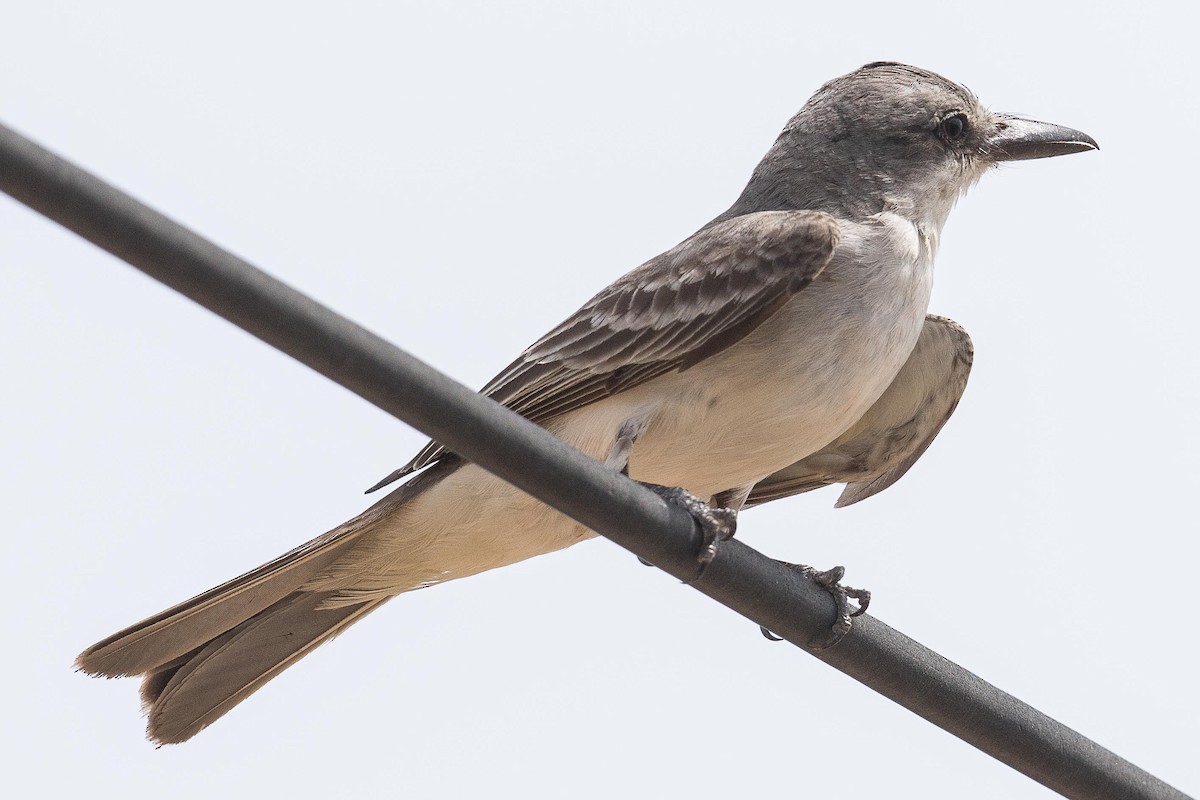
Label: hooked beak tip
xmin=987 ymin=115 xmax=1098 ymax=162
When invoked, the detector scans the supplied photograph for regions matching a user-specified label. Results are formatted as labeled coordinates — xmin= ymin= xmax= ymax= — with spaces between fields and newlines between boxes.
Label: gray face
xmin=802 ymin=62 xmax=985 ymax=173
xmin=723 ymin=62 xmax=1096 ymax=226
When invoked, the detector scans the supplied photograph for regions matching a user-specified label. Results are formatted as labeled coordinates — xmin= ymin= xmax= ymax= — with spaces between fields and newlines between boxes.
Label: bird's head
xmin=727 ymin=62 xmax=1097 ymax=234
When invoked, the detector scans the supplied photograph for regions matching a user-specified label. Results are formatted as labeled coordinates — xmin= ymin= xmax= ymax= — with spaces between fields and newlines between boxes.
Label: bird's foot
xmin=760 ymin=563 xmax=870 ymax=650
xmin=638 ymin=483 xmax=737 ymax=576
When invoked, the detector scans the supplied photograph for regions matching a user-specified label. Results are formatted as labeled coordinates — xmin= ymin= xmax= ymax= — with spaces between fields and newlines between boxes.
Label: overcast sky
xmin=2 ymin=2 xmax=1196 ymax=798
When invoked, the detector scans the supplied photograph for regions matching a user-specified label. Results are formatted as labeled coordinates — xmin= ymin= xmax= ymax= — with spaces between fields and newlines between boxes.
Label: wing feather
xmin=744 ymin=315 xmax=973 ymax=509
xmin=367 ymin=210 xmax=839 ymax=491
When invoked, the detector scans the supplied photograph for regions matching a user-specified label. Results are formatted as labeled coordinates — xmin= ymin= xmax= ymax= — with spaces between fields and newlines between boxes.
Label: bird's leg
xmin=604 ymin=418 xmax=646 ymax=474
xmin=605 ymin=419 xmax=737 ymax=574
xmin=760 ymin=563 xmax=870 ymax=649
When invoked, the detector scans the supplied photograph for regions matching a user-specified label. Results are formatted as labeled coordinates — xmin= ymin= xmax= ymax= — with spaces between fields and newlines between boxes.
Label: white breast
xmin=606 ymin=212 xmax=936 ymax=497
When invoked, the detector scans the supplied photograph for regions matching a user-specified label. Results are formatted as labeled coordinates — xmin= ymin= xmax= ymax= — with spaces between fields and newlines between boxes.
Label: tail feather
xmin=76 ymin=459 xmax=461 ymax=743
xmin=76 ymin=534 xmax=359 ymax=678
xmin=143 ymin=591 xmax=388 ymax=744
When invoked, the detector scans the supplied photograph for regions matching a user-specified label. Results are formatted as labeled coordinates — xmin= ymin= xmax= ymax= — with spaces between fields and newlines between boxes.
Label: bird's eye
xmin=939 ymin=113 xmax=968 ymax=142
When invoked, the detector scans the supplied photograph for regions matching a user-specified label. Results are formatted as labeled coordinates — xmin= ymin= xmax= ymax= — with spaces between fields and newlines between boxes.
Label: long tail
xmin=138 ymin=591 xmax=388 ymax=743
xmin=76 ymin=461 xmax=457 ymax=744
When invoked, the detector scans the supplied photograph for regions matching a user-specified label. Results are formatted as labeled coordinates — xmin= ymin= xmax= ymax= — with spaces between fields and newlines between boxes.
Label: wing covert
xmin=368 ymin=210 xmax=840 ymax=492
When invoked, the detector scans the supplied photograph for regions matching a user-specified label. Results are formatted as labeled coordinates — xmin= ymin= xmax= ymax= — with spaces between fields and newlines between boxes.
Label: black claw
xmin=760 ymin=626 xmax=784 ymax=642
xmin=847 ymin=586 xmax=871 ymax=618
xmin=761 ymin=562 xmax=871 ymax=649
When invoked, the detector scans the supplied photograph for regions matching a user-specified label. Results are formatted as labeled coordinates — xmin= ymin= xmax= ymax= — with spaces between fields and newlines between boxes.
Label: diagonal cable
xmin=0 ymin=120 xmax=1189 ymax=800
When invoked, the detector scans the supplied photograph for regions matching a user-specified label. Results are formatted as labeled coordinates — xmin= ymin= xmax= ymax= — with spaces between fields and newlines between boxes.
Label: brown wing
xmin=744 ymin=315 xmax=973 ymax=509
xmin=367 ymin=210 xmax=840 ymax=492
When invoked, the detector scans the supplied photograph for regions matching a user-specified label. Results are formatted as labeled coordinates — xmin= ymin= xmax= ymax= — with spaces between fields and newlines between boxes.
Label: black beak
xmin=986 ymin=115 xmax=1098 ymax=161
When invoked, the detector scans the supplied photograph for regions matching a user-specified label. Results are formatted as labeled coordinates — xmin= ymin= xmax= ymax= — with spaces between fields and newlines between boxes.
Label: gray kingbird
xmin=77 ymin=62 xmax=1097 ymax=743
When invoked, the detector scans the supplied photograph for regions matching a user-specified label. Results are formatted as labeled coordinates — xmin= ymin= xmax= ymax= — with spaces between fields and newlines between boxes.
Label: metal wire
xmin=0 ymin=120 xmax=1189 ymax=800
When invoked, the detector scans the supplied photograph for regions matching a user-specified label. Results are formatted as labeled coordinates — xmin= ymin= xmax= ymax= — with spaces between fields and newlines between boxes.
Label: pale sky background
xmin=2 ymin=2 xmax=1196 ymax=798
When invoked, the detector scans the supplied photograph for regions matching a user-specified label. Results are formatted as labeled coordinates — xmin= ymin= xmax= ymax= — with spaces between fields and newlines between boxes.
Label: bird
xmin=77 ymin=62 xmax=1097 ymax=743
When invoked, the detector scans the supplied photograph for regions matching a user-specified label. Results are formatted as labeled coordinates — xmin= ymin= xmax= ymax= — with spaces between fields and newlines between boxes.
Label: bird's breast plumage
xmin=614 ymin=212 xmax=935 ymax=498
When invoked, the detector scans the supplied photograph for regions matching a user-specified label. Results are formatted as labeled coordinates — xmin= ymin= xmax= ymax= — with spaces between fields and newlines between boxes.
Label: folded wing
xmin=369 ymin=210 xmax=841 ymax=492
xmin=745 ymin=315 xmax=973 ymax=509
